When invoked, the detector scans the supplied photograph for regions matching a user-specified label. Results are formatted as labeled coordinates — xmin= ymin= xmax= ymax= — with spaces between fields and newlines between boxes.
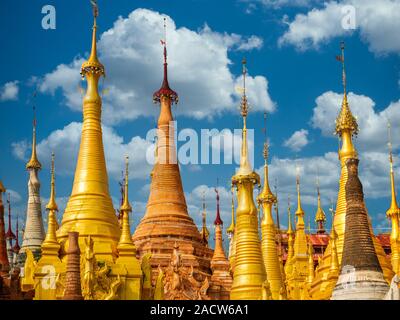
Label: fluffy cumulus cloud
xmin=37 ymin=8 xmax=273 ymax=125
xmin=248 ymin=0 xmax=317 ymax=9
xmin=12 ymin=122 xmax=154 ymax=180
xmin=311 ymin=91 xmax=400 ymax=153
xmin=278 ymin=0 xmax=400 ymax=55
xmin=0 ymin=81 xmax=19 ymax=101
xmin=284 ymin=129 xmax=309 ymax=151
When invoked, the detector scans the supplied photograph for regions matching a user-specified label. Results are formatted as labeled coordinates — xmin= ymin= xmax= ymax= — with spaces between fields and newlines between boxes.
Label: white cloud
xmin=251 ymin=0 xmax=317 ymax=9
xmin=0 ymin=81 xmax=19 ymax=101
xmin=38 ymin=8 xmax=273 ymax=125
xmin=11 ymin=122 xmax=154 ymax=180
xmin=284 ymin=129 xmax=309 ymax=151
xmin=278 ymin=0 xmax=400 ymax=55
xmin=311 ymin=91 xmax=400 ymax=153
xmin=11 ymin=140 xmax=29 ymax=160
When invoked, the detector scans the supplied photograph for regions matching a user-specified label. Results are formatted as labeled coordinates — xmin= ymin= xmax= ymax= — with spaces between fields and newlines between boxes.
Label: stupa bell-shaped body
xmin=57 ymin=17 xmax=121 ymax=260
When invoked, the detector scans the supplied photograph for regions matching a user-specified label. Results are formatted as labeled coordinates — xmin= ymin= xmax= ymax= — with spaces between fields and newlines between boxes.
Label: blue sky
xmin=1 ymin=0 xmax=400 ymax=246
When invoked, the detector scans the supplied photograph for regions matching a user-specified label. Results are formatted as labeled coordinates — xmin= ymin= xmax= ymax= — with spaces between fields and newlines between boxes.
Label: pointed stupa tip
xmin=227 ymin=191 xmax=235 ymax=234
xmin=120 ymin=156 xmax=132 ymax=213
xmin=386 ymin=121 xmax=400 ymax=217
xmin=80 ymin=1 xmax=105 ymax=78
xmin=153 ymin=17 xmax=178 ymax=104
xmin=26 ymin=107 xmax=42 ymax=170
xmin=118 ymin=156 xmax=135 ymax=248
xmin=334 ymin=41 xmax=358 ymax=138
xmin=46 ymin=152 xmax=58 ymax=212
xmin=287 ymin=197 xmax=293 ymax=235
xmin=295 ymin=167 xmax=304 ymax=217
xmin=315 ymin=183 xmax=326 ymax=224
xmin=5 ymin=194 xmax=16 ymax=240
xmin=214 ymin=188 xmax=223 ymax=226
xmin=235 ymin=57 xmax=257 ymax=178
xmin=258 ymin=142 xmax=277 ymax=204
xmin=12 ymin=218 xmax=20 ymax=253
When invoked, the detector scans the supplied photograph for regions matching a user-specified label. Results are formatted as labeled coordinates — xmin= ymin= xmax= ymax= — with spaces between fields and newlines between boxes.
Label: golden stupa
xmin=20 ymin=4 xmax=143 ymax=300
xmin=230 ymin=58 xmax=266 ymax=300
xmin=285 ymin=170 xmax=309 ymax=299
xmin=386 ymin=122 xmax=400 ymax=275
xmin=257 ymin=142 xmax=285 ymax=300
xmin=56 ymin=8 xmax=121 ymax=261
xmin=309 ymin=42 xmax=394 ymax=299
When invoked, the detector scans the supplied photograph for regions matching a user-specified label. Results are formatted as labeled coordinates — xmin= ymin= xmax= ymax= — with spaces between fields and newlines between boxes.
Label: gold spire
xmin=230 ymin=58 xmax=264 ymax=300
xmin=258 ymin=143 xmax=277 ymax=204
xmin=257 ymin=136 xmax=284 ymax=300
xmin=118 ymin=156 xmax=135 ymax=249
xmin=295 ymin=165 xmax=305 ymax=221
xmin=58 ymin=3 xmax=121 ymax=256
xmin=42 ymin=152 xmax=59 ymax=249
xmin=236 ymin=58 xmax=253 ymax=176
xmin=200 ymin=192 xmax=210 ymax=245
xmin=227 ymin=189 xmax=235 ymax=234
xmin=334 ymin=42 xmax=358 ymax=162
xmin=386 ymin=121 xmax=400 ymax=274
xmin=315 ymin=176 xmax=326 ymax=233
xmin=46 ymin=152 xmax=58 ymax=212
xmin=285 ymin=197 xmax=294 ymax=276
xmin=307 ymin=225 xmax=315 ymax=285
xmin=80 ymin=2 xmax=104 ymax=78
xmin=26 ymin=105 xmax=42 ymax=170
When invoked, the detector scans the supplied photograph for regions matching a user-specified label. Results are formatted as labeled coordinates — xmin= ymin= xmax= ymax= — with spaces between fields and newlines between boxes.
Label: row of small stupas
xmin=1 ymin=2 xmax=400 ymax=300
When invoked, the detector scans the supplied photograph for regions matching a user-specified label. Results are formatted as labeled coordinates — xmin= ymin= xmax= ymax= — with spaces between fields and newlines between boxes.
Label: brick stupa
xmin=132 ymin=23 xmax=213 ymax=285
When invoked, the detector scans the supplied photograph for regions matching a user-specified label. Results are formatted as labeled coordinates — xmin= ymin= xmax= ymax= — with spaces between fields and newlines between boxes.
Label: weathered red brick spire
xmin=63 ymin=232 xmax=83 ymax=300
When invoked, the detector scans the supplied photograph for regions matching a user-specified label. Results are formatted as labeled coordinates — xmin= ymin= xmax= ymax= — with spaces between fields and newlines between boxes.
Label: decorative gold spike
xmin=46 ymin=152 xmax=58 ymax=212
xmin=80 ymin=6 xmax=105 ymax=78
xmin=118 ymin=156 xmax=134 ymax=248
xmin=386 ymin=121 xmax=400 ymax=274
xmin=334 ymin=42 xmax=358 ymax=161
xmin=26 ymin=105 xmax=42 ymax=170
xmin=230 ymin=59 xmax=264 ymax=300
xmin=42 ymin=152 xmax=59 ymax=249
xmin=227 ymin=189 xmax=235 ymax=235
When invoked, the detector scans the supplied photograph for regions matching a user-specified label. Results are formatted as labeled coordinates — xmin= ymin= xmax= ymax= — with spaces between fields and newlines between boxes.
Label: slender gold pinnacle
xmin=46 ymin=152 xmax=58 ymax=212
xmin=236 ymin=58 xmax=253 ymax=177
xmin=26 ymin=106 xmax=42 ymax=170
xmin=334 ymin=42 xmax=358 ymax=161
xmin=295 ymin=165 xmax=304 ymax=218
xmin=81 ymin=5 xmax=105 ymax=78
xmin=227 ymin=189 xmax=235 ymax=235
xmin=43 ymin=152 xmax=59 ymax=246
xmin=386 ymin=121 xmax=400 ymax=274
xmin=118 ymin=156 xmax=135 ymax=248
xmin=120 ymin=156 xmax=132 ymax=213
